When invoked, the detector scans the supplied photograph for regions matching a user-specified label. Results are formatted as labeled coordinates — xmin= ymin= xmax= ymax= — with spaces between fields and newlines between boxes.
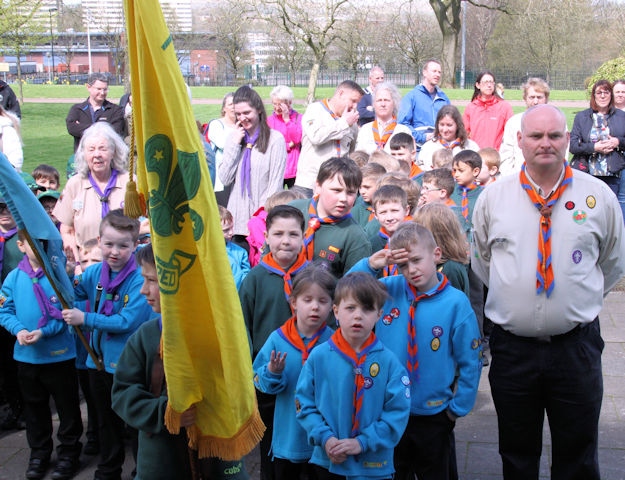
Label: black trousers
xmin=273 ymin=457 xmax=315 ymax=480
xmin=489 ymin=319 xmax=603 ymax=480
xmin=18 ymin=359 xmax=83 ymax=461
xmin=77 ymin=367 xmax=99 ymax=444
xmin=394 ymin=411 xmax=456 ymax=480
xmin=89 ymin=368 xmax=129 ymax=480
xmin=256 ymin=389 xmax=276 ymax=480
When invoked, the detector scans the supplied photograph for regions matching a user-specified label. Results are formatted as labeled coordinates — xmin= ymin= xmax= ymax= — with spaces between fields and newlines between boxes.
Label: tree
xmin=264 ymin=24 xmax=311 ymax=87
xmin=256 ymin=0 xmax=351 ymax=104
xmin=0 ymin=0 xmax=45 ymax=101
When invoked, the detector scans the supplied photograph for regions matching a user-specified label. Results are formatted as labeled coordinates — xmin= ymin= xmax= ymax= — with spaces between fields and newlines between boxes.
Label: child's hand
xmin=179 ymin=404 xmax=197 ymax=428
xmin=368 ymin=249 xmax=393 ymax=270
xmin=25 ymin=329 xmax=43 ymax=344
xmin=16 ymin=329 xmax=30 ymax=346
xmin=267 ymin=350 xmax=287 ymax=374
xmin=330 ymin=438 xmax=362 ymax=458
xmin=389 ymin=248 xmax=410 ymax=266
xmin=62 ymin=308 xmax=85 ymax=326
xmin=324 ymin=437 xmax=346 ymax=464
xmin=64 ymin=246 xmax=77 ymax=275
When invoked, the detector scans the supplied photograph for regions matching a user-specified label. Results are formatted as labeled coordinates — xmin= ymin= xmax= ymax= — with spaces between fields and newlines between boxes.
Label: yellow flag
xmin=123 ymin=0 xmax=264 ymax=459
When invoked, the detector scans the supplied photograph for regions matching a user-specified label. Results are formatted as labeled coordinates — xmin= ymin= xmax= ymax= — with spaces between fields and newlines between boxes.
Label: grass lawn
xmin=18 ymin=84 xmax=589 ymax=189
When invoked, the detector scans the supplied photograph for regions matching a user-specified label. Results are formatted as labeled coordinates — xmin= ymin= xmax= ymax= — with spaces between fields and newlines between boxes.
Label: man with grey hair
xmin=357 ymin=65 xmax=384 ymax=126
xmin=472 ymin=104 xmax=625 ymax=480
xmin=66 ymin=73 xmax=125 ymax=151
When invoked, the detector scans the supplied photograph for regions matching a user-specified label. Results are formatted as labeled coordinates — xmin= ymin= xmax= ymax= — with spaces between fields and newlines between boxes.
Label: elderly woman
xmin=267 ymin=85 xmax=303 ymax=189
xmin=463 ymin=71 xmax=513 ymax=149
xmin=355 ymin=82 xmax=412 ymax=155
xmin=218 ymin=86 xmax=286 ymax=247
xmin=54 ymin=122 xmax=129 ymax=263
xmin=418 ymin=105 xmax=479 ymax=170
xmin=570 ymin=79 xmax=625 ymax=218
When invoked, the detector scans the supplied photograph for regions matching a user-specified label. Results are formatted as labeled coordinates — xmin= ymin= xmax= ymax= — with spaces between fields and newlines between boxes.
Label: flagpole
xmin=22 ymin=229 xmax=104 ymax=371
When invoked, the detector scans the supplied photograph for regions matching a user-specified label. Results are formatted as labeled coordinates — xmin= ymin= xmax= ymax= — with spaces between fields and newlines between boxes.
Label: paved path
xmin=0 ymin=291 xmax=623 ymax=479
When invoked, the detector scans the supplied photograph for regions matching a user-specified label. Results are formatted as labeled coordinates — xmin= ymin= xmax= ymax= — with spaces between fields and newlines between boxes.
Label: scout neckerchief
xmin=303 ymin=196 xmax=352 ymax=261
xmin=379 ymin=215 xmax=412 ymax=278
xmin=519 ymin=161 xmax=573 ymax=297
xmin=439 ymin=138 xmax=461 ymax=149
xmin=444 ymin=198 xmax=457 ymax=208
xmin=0 ymin=227 xmax=17 ymax=275
xmin=259 ymin=250 xmax=309 ymax=304
xmin=372 ymin=118 xmax=397 ymax=150
xmin=278 ymin=316 xmax=327 ymax=364
xmin=18 ymin=255 xmax=62 ymax=328
xmin=406 ymin=274 xmax=449 ymax=382
xmin=320 ymin=99 xmax=341 ymax=156
xmin=97 ymin=256 xmax=137 ymax=315
xmin=239 ymin=128 xmax=260 ymax=198
xmin=329 ymin=328 xmax=378 ymax=437
xmin=366 ymin=205 xmax=375 ymax=222
xmin=460 ymin=182 xmax=478 ymax=220
xmin=88 ymin=169 xmax=119 ymax=218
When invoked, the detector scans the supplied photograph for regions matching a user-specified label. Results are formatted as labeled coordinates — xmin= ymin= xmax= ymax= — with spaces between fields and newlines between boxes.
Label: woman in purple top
xmin=267 ymin=85 xmax=302 ymax=189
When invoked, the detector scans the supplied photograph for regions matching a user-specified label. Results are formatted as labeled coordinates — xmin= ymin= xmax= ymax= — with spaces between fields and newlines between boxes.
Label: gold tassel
xmin=124 ymin=107 xmax=143 ymax=218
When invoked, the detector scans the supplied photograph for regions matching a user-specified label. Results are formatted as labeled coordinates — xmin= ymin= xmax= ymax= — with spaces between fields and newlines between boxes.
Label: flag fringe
xmin=165 ymin=404 xmax=265 ymax=460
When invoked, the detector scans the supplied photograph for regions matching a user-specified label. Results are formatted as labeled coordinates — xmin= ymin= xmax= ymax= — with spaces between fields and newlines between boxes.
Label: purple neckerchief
xmin=88 ymin=169 xmax=119 ymax=218
xmin=0 ymin=227 xmax=17 ymax=275
xmin=18 ymin=255 xmax=62 ymax=329
xmin=239 ymin=128 xmax=260 ymax=198
xmin=97 ymin=256 xmax=137 ymax=315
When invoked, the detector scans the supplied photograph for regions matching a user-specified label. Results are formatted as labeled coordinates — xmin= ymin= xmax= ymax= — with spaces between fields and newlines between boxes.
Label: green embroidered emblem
xmin=156 ymin=250 xmax=195 ymax=295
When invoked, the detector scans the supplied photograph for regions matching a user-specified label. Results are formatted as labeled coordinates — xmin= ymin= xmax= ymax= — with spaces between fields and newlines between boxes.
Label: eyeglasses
xmin=595 ymin=91 xmax=611 ymax=97
xmin=420 ymin=187 xmax=442 ymax=194
xmin=480 ymin=80 xmax=495 ymax=85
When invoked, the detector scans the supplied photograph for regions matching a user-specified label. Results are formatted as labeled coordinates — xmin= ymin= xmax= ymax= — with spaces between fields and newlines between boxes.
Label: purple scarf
xmin=97 ymin=256 xmax=137 ymax=315
xmin=239 ymin=129 xmax=260 ymax=198
xmin=18 ymin=256 xmax=63 ymax=328
xmin=0 ymin=227 xmax=17 ymax=275
xmin=88 ymin=169 xmax=119 ymax=218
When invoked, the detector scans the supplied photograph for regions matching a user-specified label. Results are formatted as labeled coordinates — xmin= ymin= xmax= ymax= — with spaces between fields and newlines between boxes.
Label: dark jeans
xmin=77 ymin=367 xmax=99 ymax=445
xmin=18 ymin=360 xmax=82 ymax=461
xmin=489 ymin=319 xmax=603 ymax=480
xmin=394 ymin=411 xmax=456 ymax=480
xmin=256 ymin=389 xmax=276 ymax=480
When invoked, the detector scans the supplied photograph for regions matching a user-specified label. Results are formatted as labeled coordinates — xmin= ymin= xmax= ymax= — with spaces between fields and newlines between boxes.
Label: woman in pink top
xmin=267 ymin=85 xmax=302 ymax=189
xmin=462 ymin=71 xmax=513 ymax=149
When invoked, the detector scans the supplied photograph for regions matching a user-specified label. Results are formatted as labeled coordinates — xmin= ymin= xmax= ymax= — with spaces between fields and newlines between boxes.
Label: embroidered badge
xmin=390 ymin=307 xmax=400 ymax=318
xmin=114 ymin=294 xmax=120 ymax=302
xmin=572 ymin=210 xmax=587 ymax=224
xmin=431 ymin=337 xmax=440 ymax=351
xmin=572 ymin=250 xmax=582 ymax=264
xmin=369 ymin=362 xmax=380 ymax=377
xmin=432 ymin=326 xmax=443 ymax=337
xmin=363 ymin=377 xmax=373 ymax=389
xmin=382 ymin=314 xmax=393 ymax=325
xmin=405 ymin=388 xmax=411 ymax=399
xmin=319 ymin=250 xmax=327 ymax=258
xmin=565 ymin=201 xmax=575 ymax=210
xmin=327 ymin=253 xmax=335 ymax=261
xmin=471 ymin=338 xmax=479 ymax=350
xmin=50 ymin=295 xmax=58 ymax=304
xmin=328 ymin=245 xmax=340 ymax=253
xmin=295 ymin=398 xmax=301 ymax=414
xmin=0 ymin=294 xmax=5 ymax=308
xmin=401 ymin=375 xmax=410 ymax=386
xmin=586 ymin=195 xmax=596 ymax=209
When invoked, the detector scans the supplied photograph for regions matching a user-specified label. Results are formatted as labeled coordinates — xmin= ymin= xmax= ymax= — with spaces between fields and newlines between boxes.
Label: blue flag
xmin=0 ymin=154 xmax=74 ymax=307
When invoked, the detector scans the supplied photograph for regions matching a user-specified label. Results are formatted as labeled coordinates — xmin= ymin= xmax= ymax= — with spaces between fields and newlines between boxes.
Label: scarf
xmin=303 ymin=196 xmax=352 ymax=261
xmin=88 ymin=169 xmax=119 ymax=218
xmin=406 ymin=274 xmax=449 ymax=382
xmin=320 ymin=99 xmax=342 ymax=156
xmin=239 ymin=128 xmax=260 ymax=198
xmin=0 ymin=227 xmax=17 ymax=275
xmin=439 ymin=138 xmax=462 ymax=149
xmin=460 ymin=182 xmax=479 ymax=220
xmin=259 ymin=250 xmax=309 ymax=304
xmin=277 ymin=316 xmax=327 ymax=364
xmin=329 ymin=329 xmax=378 ymax=437
xmin=372 ymin=118 xmax=397 ymax=150
xmin=97 ymin=256 xmax=137 ymax=315
xmin=366 ymin=205 xmax=375 ymax=222
xmin=18 ymin=255 xmax=62 ymax=329
xmin=519 ymin=161 xmax=573 ymax=297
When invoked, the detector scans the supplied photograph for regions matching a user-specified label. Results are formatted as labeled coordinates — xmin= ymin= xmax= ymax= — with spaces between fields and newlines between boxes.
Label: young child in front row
xmin=239 ymin=204 xmax=310 ymax=480
xmin=351 ymin=162 xmax=387 ymax=229
xmin=450 ymin=150 xmax=483 ymax=240
xmin=476 ymin=147 xmax=501 ymax=186
xmin=290 ymin=157 xmax=371 ymax=278
xmin=219 ymin=206 xmax=250 ymax=290
xmin=112 ymin=244 xmax=248 ymax=480
xmin=0 ymin=230 xmax=83 ymax=480
xmin=295 ymin=272 xmax=411 ymax=480
xmin=349 ymin=222 xmax=481 ymax=480
xmin=253 ymin=265 xmax=336 ymax=480
xmin=63 ymin=209 xmax=153 ymax=480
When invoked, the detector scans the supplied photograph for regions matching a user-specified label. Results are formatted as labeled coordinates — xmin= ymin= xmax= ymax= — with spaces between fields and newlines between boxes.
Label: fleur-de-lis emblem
xmin=145 ymin=134 xmax=204 ymax=241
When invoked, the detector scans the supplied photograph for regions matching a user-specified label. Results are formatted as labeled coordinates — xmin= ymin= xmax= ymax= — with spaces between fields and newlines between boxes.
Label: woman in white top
xmin=0 ymin=105 xmax=23 ymax=171
xmin=207 ymin=92 xmax=237 ymax=206
xmin=355 ymin=82 xmax=412 ymax=154
xmin=418 ymin=105 xmax=479 ymax=170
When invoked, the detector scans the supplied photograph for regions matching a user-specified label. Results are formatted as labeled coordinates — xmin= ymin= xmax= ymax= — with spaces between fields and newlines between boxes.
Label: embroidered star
xmin=154 ymin=149 xmax=164 ymax=161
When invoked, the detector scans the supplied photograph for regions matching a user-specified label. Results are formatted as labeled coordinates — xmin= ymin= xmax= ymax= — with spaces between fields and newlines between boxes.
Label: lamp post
xmin=48 ymin=7 xmax=57 ymax=83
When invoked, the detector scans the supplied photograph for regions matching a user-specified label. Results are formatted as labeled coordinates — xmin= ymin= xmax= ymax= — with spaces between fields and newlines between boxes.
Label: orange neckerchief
xmin=372 ymin=118 xmax=397 ymax=150
xmin=321 ymin=99 xmax=341 ymax=156
xmin=329 ymin=328 xmax=378 ymax=437
xmin=259 ymin=250 xmax=309 ymax=306
xmin=460 ymin=182 xmax=479 ymax=219
xmin=303 ymin=195 xmax=351 ymax=261
xmin=278 ymin=316 xmax=327 ymax=364
xmin=519 ymin=161 xmax=573 ymax=297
